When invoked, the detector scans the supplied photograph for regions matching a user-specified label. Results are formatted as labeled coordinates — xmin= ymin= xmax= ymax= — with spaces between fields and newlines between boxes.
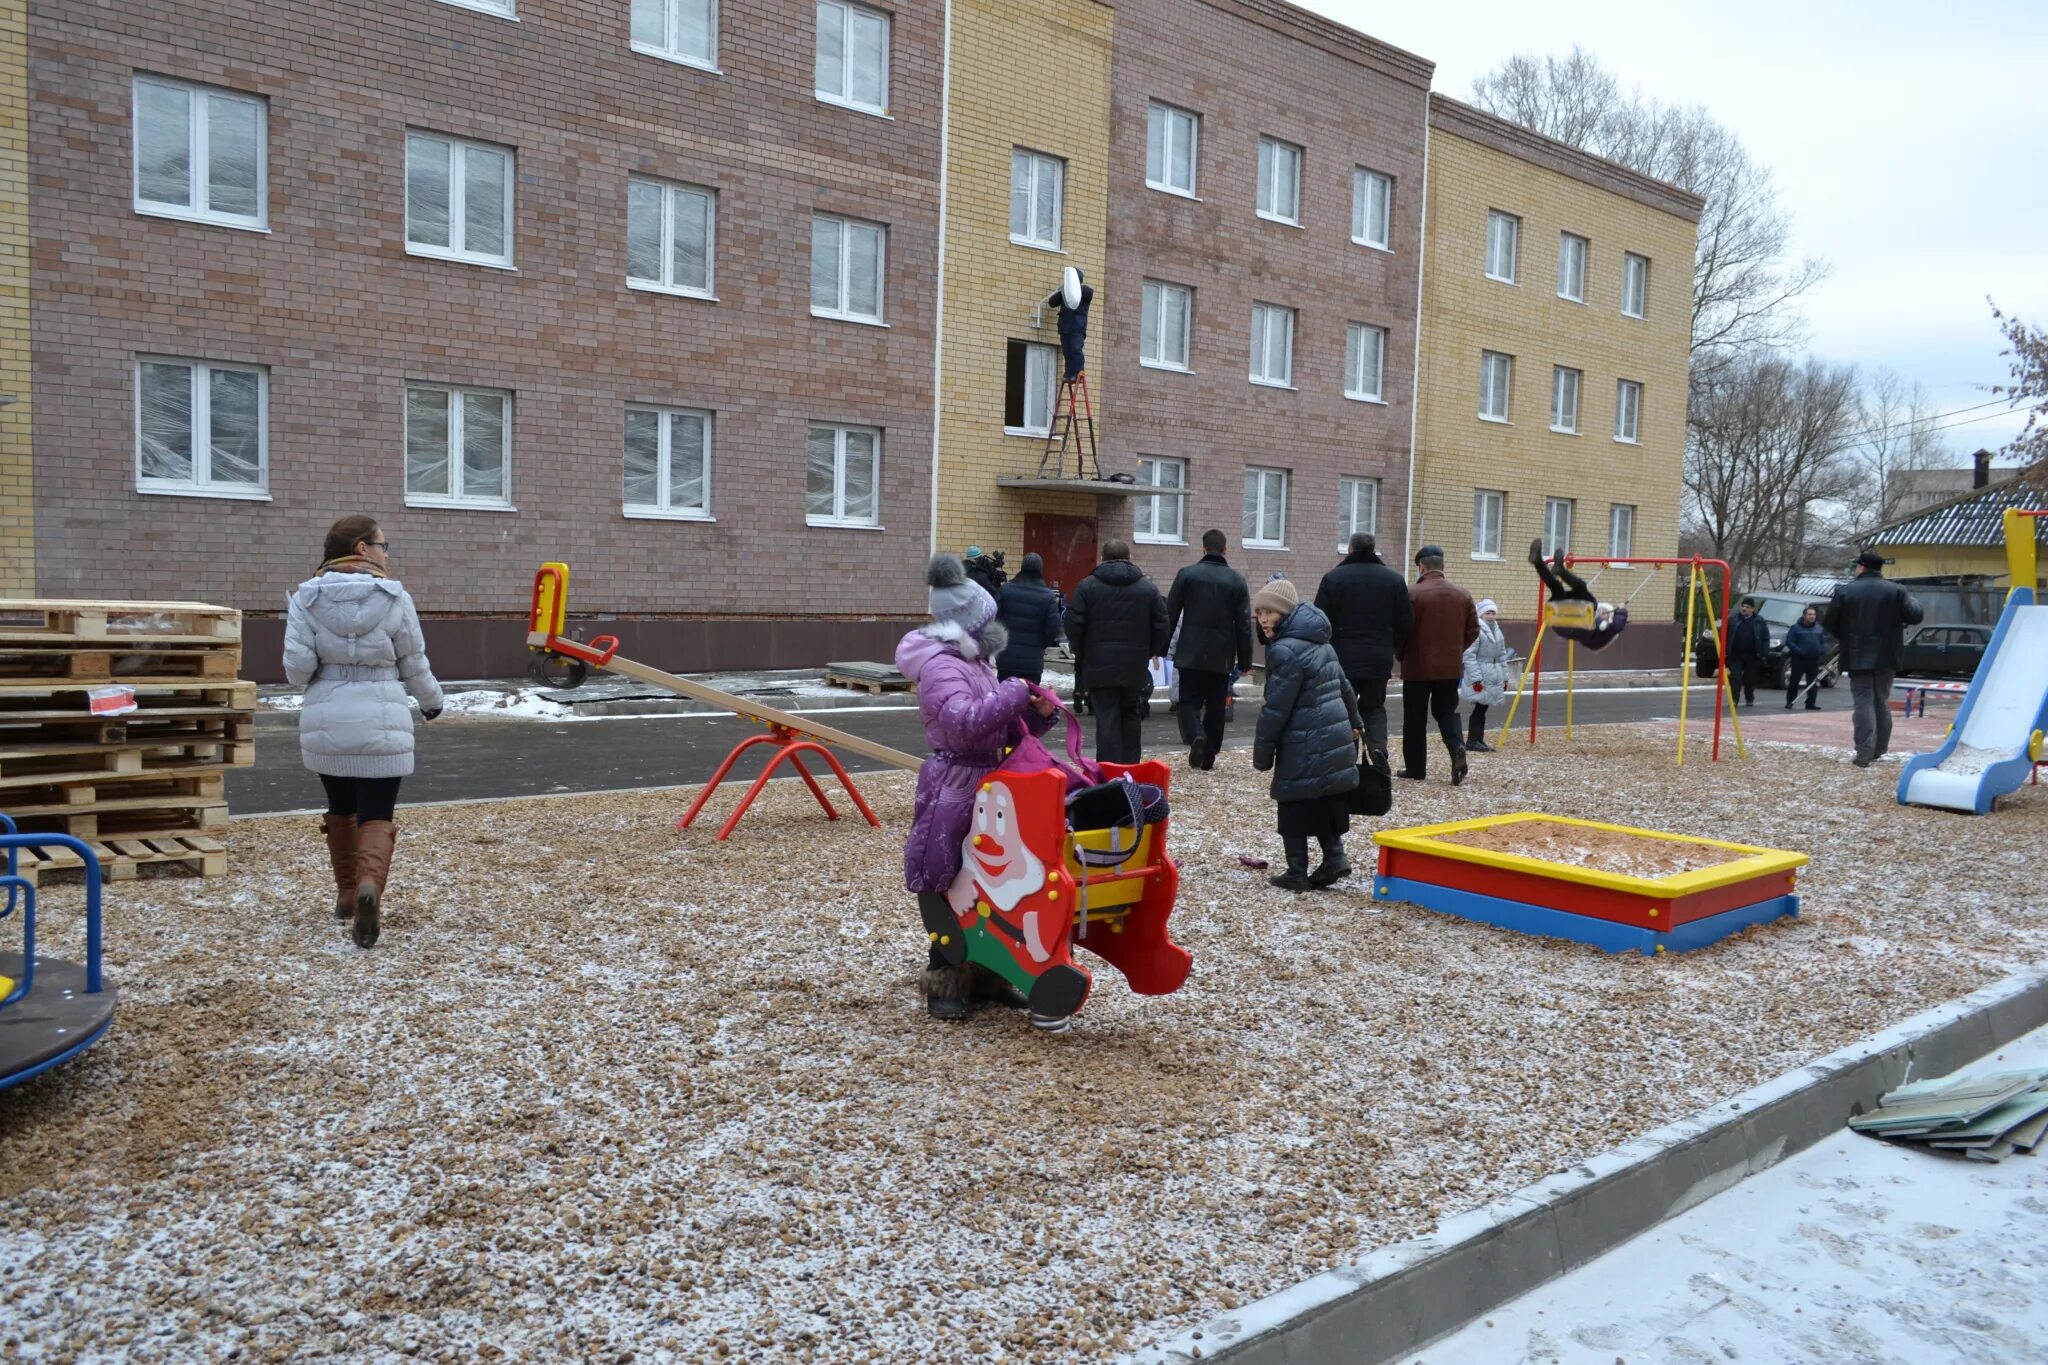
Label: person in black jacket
xmin=1312 ymin=532 xmax=1412 ymax=767
xmin=1063 ymin=539 xmax=1169 ymax=764
xmin=1725 ymin=598 xmax=1770 ymax=707
xmin=994 ymin=553 xmax=1064 ymax=685
xmin=1165 ymin=529 xmax=1254 ymax=771
xmin=1251 ymin=579 xmax=1362 ymax=892
xmin=1823 ymin=551 xmax=1925 ymax=767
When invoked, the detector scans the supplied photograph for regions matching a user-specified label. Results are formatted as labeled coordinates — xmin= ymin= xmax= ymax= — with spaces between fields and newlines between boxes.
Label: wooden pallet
xmin=0 ymin=711 xmax=254 ymax=745
xmin=0 ymin=643 xmax=241 ymax=684
xmin=6 ymin=832 xmax=227 ymax=886
xmin=0 ymin=598 xmax=241 ymax=643
xmin=0 ymin=770 xmax=226 ymax=808
xmin=0 ymin=680 xmax=256 ymax=709
xmin=823 ymin=663 xmax=914 ymax=695
xmin=0 ymin=741 xmax=250 ymax=786
xmin=9 ymin=801 xmax=228 ymax=841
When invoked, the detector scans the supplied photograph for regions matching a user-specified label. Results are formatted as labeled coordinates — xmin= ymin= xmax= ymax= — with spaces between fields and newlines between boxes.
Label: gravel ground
xmin=1 ymin=729 xmax=2043 ymax=1363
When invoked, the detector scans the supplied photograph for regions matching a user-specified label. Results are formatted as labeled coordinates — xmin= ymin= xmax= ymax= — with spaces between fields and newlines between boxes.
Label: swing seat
xmin=1546 ymin=600 xmax=1597 ymax=630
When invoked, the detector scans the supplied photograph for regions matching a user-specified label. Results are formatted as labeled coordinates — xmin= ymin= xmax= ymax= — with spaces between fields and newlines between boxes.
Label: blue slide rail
xmin=0 ymin=813 xmax=107 ymax=1010
xmin=1896 ymin=586 xmax=2045 ymax=814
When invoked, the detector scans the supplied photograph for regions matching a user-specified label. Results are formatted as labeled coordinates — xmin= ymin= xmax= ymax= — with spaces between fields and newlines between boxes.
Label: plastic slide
xmin=1897 ymin=589 xmax=2048 ymax=814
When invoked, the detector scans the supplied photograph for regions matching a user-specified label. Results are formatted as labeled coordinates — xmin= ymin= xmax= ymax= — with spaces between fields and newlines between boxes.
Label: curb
xmin=1125 ymin=966 xmax=2048 ymax=1365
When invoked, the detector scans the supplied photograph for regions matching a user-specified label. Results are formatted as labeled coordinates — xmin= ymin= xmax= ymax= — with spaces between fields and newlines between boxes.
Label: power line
xmin=1834 ymin=395 xmax=2021 ymax=445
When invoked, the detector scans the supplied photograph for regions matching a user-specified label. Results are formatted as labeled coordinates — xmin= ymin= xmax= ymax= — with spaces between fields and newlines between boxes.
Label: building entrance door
xmin=1023 ymin=513 xmax=1098 ymax=603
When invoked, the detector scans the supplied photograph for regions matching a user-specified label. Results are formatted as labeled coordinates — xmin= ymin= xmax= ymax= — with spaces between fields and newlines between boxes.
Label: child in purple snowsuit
xmin=897 ymin=554 xmax=1057 ymax=1021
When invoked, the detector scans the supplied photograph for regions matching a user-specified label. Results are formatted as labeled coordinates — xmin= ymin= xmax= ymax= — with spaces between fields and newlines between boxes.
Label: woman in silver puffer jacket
xmin=283 ymin=515 xmax=444 ymax=949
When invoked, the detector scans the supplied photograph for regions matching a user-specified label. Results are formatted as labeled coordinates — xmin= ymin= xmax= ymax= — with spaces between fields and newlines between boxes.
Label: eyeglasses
xmin=364 ymin=539 xmax=391 ymax=552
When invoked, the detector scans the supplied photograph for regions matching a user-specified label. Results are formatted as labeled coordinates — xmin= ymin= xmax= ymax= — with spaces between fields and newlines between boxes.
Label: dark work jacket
xmin=1165 ymin=554 xmax=1254 ymax=676
xmin=1313 ymin=550 xmax=1414 ymax=681
xmin=1726 ymin=614 xmax=1770 ymax=661
xmin=1785 ymin=620 xmax=1827 ymax=663
xmin=994 ymin=573 xmax=1063 ymax=676
xmin=1063 ymin=558 xmax=1170 ymax=692
xmin=1823 ymin=572 xmax=1925 ymax=672
xmin=1254 ymin=604 xmax=1362 ymax=803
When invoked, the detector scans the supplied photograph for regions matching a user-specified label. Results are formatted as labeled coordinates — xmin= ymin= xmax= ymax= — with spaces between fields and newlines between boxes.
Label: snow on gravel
xmin=0 ymin=728 xmax=2042 ymax=1362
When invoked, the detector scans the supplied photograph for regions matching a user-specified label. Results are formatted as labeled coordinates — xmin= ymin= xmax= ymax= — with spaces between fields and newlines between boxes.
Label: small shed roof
xmin=1862 ymin=475 xmax=2048 ymax=549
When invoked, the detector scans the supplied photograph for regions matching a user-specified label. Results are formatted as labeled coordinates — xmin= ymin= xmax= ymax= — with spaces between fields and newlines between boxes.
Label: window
xmin=1134 ymin=456 xmax=1187 ymax=545
xmin=1352 ymin=169 xmax=1392 ymax=249
xmin=1472 ymin=490 xmax=1505 ymax=559
xmin=1009 ymin=149 xmax=1064 ymax=249
xmin=1344 ymin=324 xmax=1386 ymax=402
xmin=806 ymin=424 xmax=880 ymax=527
xmin=1544 ymin=498 xmax=1574 ymax=557
xmin=1608 ymin=504 xmax=1636 ymax=559
xmin=1485 ymin=210 xmax=1519 ymax=283
xmin=1622 ymin=253 xmax=1649 ymax=318
xmin=623 ymin=406 xmax=711 ymax=518
xmin=1250 ymin=304 xmax=1295 ymax=388
xmin=1338 ymin=477 xmax=1379 ymax=548
xmin=1140 ymin=280 xmax=1192 ymax=370
xmin=406 ymin=384 xmax=511 ymax=508
xmin=132 ymin=77 xmax=266 ymax=230
xmin=1615 ymin=379 xmax=1642 ymax=443
xmin=627 ymin=178 xmax=715 ymax=297
xmin=438 ymin=0 xmax=516 ymax=15
xmin=1550 ymin=366 xmax=1581 ymax=433
xmin=1243 ymin=466 xmax=1288 ymax=548
xmin=815 ymin=0 xmax=889 ymax=115
xmin=135 ymin=359 xmax=267 ymax=497
xmin=1145 ymin=102 xmax=1199 ymax=196
xmin=1558 ymin=232 xmax=1587 ymax=302
xmin=1479 ymin=351 xmax=1513 ymax=422
xmin=1004 ymin=341 xmax=1057 ymax=435
xmin=811 ymin=214 xmax=886 ymax=323
xmin=1256 ymin=138 xmax=1302 ymax=224
xmin=631 ymin=0 xmax=717 ymax=69
xmin=406 ymin=132 xmax=513 ymax=267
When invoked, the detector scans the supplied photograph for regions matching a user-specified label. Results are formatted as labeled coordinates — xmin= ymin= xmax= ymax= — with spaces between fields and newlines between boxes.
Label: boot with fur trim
xmin=351 ymin=820 xmax=397 ymax=950
xmin=320 ymin=816 xmax=357 ymax=920
xmin=924 ymin=963 xmax=974 ymax=1021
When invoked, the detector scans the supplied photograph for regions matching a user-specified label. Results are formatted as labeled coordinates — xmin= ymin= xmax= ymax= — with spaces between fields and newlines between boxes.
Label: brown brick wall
xmin=29 ymin=0 xmax=943 ymax=619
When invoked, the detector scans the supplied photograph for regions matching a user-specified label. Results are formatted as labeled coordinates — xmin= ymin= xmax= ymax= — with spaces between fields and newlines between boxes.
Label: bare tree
xmin=1991 ymin=302 xmax=2048 ymax=471
xmin=1854 ymin=368 xmax=1956 ymax=525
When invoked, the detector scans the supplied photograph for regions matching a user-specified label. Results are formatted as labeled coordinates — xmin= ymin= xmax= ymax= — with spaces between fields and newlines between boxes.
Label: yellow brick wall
xmin=1413 ymin=130 xmax=1695 ymax=617
xmin=0 ymin=0 xmax=30 ymax=594
xmin=933 ymin=0 xmax=1113 ymax=558
xmin=1885 ymin=544 xmax=2046 ymax=590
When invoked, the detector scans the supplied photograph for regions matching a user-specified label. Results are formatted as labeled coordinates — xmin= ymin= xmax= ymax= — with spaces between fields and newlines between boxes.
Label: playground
xmin=2 ymin=727 xmax=2043 ymax=1362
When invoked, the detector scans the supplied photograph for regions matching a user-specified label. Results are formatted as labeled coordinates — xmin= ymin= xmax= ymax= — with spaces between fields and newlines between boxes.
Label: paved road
xmin=231 ymin=681 xmax=1847 ymax=813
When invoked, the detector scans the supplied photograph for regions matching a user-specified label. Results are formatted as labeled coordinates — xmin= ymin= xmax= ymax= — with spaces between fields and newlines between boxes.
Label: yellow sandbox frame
xmin=1372 ymin=813 xmax=1810 ymax=897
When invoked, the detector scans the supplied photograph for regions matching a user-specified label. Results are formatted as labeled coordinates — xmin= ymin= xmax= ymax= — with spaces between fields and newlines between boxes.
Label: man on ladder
xmin=1040 ymin=268 xmax=1099 ymax=480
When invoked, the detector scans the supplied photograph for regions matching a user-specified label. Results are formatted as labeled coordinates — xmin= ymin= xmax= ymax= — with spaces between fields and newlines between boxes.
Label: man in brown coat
xmin=1398 ymin=546 xmax=1480 ymax=785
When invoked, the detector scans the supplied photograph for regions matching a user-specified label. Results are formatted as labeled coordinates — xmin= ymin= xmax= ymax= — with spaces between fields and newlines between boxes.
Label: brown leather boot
xmin=351 ymin=821 xmax=397 ymax=949
xmin=321 ymin=817 xmax=358 ymax=920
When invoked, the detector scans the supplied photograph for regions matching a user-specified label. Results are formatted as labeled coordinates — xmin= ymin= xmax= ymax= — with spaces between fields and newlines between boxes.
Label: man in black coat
xmin=1823 ymin=550 xmax=1925 ymax=767
xmin=994 ymin=552 xmax=1064 ymax=685
xmin=1312 ymin=532 xmax=1412 ymax=767
xmin=1165 ymin=529 xmax=1254 ymax=771
xmin=1725 ymin=598 xmax=1770 ymax=707
xmin=1063 ymin=539 xmax=1170 ymax=764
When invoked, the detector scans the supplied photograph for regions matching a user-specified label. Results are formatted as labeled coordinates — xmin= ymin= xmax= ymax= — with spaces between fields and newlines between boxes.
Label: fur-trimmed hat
xmin=927 ymin=554 xmax=998 ymax=637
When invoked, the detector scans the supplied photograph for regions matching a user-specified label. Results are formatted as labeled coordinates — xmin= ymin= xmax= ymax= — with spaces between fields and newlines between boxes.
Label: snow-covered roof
xmin=1862 ymin=475 xmax=2048 ymax=549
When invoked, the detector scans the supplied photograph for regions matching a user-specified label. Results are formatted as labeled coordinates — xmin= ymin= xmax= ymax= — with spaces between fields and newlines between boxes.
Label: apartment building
xmin=1412 ymin=96 xmax=1700 ymax=657
xmin=0 ymin=0 xmax=27 ymax=595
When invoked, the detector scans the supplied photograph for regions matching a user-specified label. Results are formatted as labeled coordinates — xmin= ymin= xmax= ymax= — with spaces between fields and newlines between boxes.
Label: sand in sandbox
xmin=1431 ymin=819 xmax=1749 ymax=879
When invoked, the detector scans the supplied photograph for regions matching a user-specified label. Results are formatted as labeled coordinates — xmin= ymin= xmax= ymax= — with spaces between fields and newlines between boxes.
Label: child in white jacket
xmin=1461 ymin=599 xmax=1513 ymax=753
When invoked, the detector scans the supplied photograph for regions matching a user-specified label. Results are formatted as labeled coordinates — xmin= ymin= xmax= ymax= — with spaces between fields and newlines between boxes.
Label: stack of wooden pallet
xmin=0 ymin=597 xmax=253 ymax=884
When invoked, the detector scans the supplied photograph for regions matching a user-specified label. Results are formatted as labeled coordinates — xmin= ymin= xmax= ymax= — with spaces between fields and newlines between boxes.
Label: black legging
xmin=1534 ymin=553 xmax=1594 ymax=603
xmin=320 ymin=775 xmax=403 ymax=825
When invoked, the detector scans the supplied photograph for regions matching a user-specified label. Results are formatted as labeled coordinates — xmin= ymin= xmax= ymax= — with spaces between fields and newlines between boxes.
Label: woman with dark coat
xmin=994 ymin=552 xmax=1064 ymax=685
xmin=1251 ymin=579 xmax=1363 ymax=893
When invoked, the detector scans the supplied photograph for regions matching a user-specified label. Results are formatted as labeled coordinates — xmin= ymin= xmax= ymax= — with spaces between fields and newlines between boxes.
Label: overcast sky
xmin=1301 ymin=0 xmax=2047 ymax=463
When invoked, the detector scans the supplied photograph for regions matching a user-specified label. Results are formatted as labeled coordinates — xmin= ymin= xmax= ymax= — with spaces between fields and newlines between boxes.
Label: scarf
xmin=318 ymin=555 xmax=387 ymax=578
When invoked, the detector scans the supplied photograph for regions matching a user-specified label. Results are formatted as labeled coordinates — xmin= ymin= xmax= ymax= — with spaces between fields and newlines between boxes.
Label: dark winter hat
xmin=927 ymin=554 xmax=998 ymax=637
xmin=1856 ymin=550 xmax=1886 ymax=572
xmin=1414 ymin=544 xmax=1443 ymax=565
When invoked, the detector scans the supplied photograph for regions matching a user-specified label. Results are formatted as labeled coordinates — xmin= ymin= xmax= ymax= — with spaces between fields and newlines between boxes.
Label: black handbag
xmin=1067 ymin=775 xmax=1169 ymax=832
xmin=1346 ymin=742 xmax=1392 ymax=817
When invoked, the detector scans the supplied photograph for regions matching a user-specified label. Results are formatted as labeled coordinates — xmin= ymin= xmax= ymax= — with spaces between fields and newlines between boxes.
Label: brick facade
xmin=0 ymin=0 xmax=27 ymax=594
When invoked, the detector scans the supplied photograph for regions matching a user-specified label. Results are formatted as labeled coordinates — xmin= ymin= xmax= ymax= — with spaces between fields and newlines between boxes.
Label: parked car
xmin=1898 ymin=623 xmax=1993 ymax=679
xmin=1692 ymin=590 xmax=1838 ymax=688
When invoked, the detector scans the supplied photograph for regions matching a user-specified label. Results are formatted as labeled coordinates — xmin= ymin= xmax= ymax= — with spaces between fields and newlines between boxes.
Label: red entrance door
xmin=1023 ymin=513 xmax=1098 ymax=600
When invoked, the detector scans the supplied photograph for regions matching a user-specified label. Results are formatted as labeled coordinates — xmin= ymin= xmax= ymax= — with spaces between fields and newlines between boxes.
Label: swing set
xmin=1501 ymin=554 xmax=1748 ymax=763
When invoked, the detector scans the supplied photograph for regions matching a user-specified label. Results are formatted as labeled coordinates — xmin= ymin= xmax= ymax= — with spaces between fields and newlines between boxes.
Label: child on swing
xmin=1528 ymin=540 xmax=1629 ymax=651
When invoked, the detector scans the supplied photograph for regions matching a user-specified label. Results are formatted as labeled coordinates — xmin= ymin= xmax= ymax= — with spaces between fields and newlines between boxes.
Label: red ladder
xmin=1038 ymin=373 xmax=1100 ymax=481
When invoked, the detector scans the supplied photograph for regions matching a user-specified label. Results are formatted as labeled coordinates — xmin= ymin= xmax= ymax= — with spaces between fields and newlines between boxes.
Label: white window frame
xmin=1622 ymin=252 xmax=1649 ymax=318
xmin=1472 ymin=489 xmax=1505 ymax=560
xmin=405 ymin=131 xmax=515 ymax=269
xmin=1615 ymin=379 xmax=1643 ymax=444
xmin=133 ymin=357 xmax=270 ymax=500
xmin=1140 ymin=280 xmax=1192 ymax=372
xmin=405 ymin=383 xmax=514 ymax=510
xmin=1338 ymin=476 xmax=1380 ymax=550
xmin=1550 ymin=366 xmax=1582 ymax=434
xmin=814 ymin=0 xmax=890 ymax=117
xmin=622 ymin=405 xmax=713 ymax=521
xmin=631 ymin=0 xmax=719 ymax=72
xmin=806 ymin=423 xmax=882 ymax=528
xmin=437 ymin=0 xmax=517 ymax=16
xmin=1249 ymin=303 xmax=1295 ymax=389
xmin=1558 ymin=232 xmax=1587 ymax=303
xmin=1485 ymin=210 xmax=1519 ymax=283
xmin=1242 ymin=466 xmax=1289 ymax=550
xmin=1608 ymin=504 xmax=1636 ymax=559
xmin=627 ymin=177 xmax=716 ymax=299
xmin=131 ymin=76 xmax=268 ymax=231
xmin=1256 ymin=137 xmax=1302 ymax=226
xmin=810 ymin=213 xmax=887 ymax=325
xmin=1345 ymin=323 xmax=1387 ymax=403
xmin=1479 ymin=351 xmax=1513 ymax=423
xmin=1004 ymin=341 xmax=1058 ymax=437
xmin=1544 ymin=498 xmax=1575 ymax=558
xmin=1133 ymin=456 xmax=1188 ymax=545
xmin=1352 ymin=168 xmax=1393 ymax=250
xmin=1009 ymin=148 xmax=1064 ymax=251
xmin=1145 ymin=101 xmax=1200 ymax=198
